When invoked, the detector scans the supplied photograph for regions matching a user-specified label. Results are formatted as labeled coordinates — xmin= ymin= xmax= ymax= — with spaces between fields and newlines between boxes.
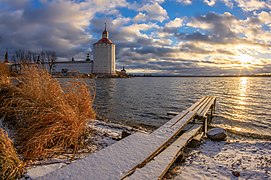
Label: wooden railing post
xmin=203 ymin=116 xmax=208 ymax=134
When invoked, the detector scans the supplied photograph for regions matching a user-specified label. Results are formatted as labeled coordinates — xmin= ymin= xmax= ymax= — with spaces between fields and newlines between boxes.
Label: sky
xmin=0 ymin=0 xmax=271 ymax=75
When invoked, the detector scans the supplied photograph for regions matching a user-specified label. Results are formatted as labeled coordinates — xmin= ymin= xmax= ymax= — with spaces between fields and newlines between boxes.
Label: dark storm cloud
xmin=180 ymin=12 xmax=238 ymax=44
xmin=133 ymin=46 xmax=177 ymax=55
xmin=196 ymin=12 xmax=236 ymax=36
xmin=0 ymin=1 xmax=91 ymax=59
xmin=179 ymin=43 xmax=212 ymax=54
xmin=182 ymin=32 xmax=211 ymax=42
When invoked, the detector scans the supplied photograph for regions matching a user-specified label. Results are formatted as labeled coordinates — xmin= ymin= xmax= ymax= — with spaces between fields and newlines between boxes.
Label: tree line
xmin=11 ymin=50 xmax=57 ymax=73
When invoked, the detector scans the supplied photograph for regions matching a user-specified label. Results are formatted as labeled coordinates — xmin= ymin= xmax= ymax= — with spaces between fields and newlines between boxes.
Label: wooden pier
xmin=40 ymin=96 xmax=217 ymax=180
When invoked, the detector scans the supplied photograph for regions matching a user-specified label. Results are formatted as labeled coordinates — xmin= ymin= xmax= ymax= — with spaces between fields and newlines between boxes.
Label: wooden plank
xmin=126 ymin=124 xmax=202 ymax=180
xmin=166 ymin=97 xmax=211 ymax=126
xmin=187 ymin=132 xmax=204 ymax=148
xmin=122 ymin=111 xmax=197 ymax=178
xmin=188 ymin=97 xmax=207 ymax=111
xmin=40 ymin=97 xmax=210 ymax=180
xmin=198 ymin=97 xmax=213 ymax=114
xmin=193 ymin=132 xmax=204 ymax=141
xmin=198 ymin=96 xmax=216 ymax=117
xmin=157 ymin=110 xmax=190 ymax=129
xmin=121 ymin=97 xmax=211 ymax=177
xmin=41 ymin=111 xmax=197 ymax=180
xmin=194 ymin=96 xmax=211 ymax=116
xmin=164 ymin=97 xmax=207 ymax=127
xmin=39 ymin=132 xmax=150 ymax=180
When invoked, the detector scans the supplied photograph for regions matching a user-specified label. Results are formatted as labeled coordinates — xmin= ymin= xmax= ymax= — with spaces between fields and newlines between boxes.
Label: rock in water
xmin=207 ymin=128 xmax=227 ymax=141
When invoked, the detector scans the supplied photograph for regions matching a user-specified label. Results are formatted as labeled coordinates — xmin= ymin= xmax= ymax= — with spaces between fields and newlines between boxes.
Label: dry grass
xmin=0 ymin=128 xmax=25 ymax=180
xmin=0 ymin=63 xmax=10 ymax=86
xmin=0 ymin=65 xmax=96 ymax=160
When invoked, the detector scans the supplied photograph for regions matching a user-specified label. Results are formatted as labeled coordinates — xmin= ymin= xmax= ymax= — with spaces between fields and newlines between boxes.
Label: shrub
xmin=0 ymin=128 xmax=25 ymax=180
xmin=0 ymin=65 xmax=96 ymax=160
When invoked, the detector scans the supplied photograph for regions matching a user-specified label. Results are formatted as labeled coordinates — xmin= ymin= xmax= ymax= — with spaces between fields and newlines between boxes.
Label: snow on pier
xmin=39 ymin=96 xmax=216 ymax=180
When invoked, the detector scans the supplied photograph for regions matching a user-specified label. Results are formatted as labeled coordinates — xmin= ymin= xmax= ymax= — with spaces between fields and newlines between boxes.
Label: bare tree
xmin=15 ymin=49 xmax=25 ymax=63
xmin=11 ymin=49 xmax=57 ymax=74
xmin=45 ymin=51 xmax=57 ymax=73
xmin=32 ymin=52 xmax=38 ymax=63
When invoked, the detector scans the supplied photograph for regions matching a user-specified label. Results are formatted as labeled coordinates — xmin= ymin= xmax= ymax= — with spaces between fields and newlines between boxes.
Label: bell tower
xmin=93 ymin=23 xmax=116 ymax=75
xmin=102 ymin=23 xmax=108 ymax=39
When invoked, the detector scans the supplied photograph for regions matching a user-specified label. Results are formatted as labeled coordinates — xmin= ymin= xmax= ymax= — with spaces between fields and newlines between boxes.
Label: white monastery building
xmin=93 ymin=24 xmax=116 ymax=75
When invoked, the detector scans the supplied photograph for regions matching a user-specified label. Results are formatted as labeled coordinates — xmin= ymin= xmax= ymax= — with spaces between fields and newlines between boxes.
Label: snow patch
xmin=23 ymin=119 xmax=138 ymax=179
xmin=166 ymin=139 xmax=271 ymax=179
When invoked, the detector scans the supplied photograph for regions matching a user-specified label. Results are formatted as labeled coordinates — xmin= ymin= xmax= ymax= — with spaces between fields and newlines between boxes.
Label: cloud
xmin=176 ymin=0 xmax=193 ymax=5
xmin=176 ymin=0 xmax=271 ymax=11
xmin=186 ymin=12 xmax=237 ymax=43
xmin=0 ymin=0 xmax=30 ymax=8
xmin=134 ymin=12 xmax=147 ymax=22
xmin=257 ymin=11 xmax=271 ymax=25
xmin=117 ymin=10 xmax=270 ymax=75
xmin=0 ymin=0 xmax=270 ymax=75
xmin=0 ymin=0 xmax=127 ymax=59
xmin=204 ymin=0 xmax=216 ymax=6
xmin=166 ymin=18 xmax=184 ymax=28
xmin=138 ymin=2 xmax=168 ymax=22
xmin=234 ymin=0 xmax=271 ymax=12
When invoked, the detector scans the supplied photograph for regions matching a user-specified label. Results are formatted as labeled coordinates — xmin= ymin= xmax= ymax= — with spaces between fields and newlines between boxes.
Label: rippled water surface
xmin=93 ymin=77 xmax=271 ymax=138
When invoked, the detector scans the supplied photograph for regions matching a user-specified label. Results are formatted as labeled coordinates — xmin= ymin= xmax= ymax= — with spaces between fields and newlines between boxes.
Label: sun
xmin=238 ymin=54 xmax=254 ymax=67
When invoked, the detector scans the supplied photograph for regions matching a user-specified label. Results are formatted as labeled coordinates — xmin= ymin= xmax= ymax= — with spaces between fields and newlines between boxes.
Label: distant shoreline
xmin=53 ymin=74 xmax=271 ymax=78
xmin=130 ymin=74 xmax=271 ymax=78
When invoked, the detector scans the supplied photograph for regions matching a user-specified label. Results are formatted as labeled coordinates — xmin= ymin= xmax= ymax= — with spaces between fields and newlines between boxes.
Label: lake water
xmin=93 ymin=77 xmax=271 ymax=140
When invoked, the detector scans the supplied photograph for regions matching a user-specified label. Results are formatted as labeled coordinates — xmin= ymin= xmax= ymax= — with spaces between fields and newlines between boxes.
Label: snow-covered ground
xmin=23 ymin=120 xmax=271 ymax=180
xmin=24 ymin=119 xmax=139 ymax=179
xmin=164 ymin=139 xmax=271 ymax=180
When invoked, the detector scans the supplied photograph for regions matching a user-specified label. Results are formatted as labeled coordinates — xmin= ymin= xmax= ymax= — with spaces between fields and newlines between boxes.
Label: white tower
xmin=93 ymin=23 xmax=116 ymax=74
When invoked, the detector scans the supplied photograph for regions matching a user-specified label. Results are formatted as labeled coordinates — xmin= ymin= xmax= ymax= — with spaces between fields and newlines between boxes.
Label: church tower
xmin=93 ymin=23 xmax=116 ymax=75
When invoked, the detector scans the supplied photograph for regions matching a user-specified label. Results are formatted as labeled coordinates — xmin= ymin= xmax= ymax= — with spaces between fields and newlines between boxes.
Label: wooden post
xmin=203 ymin=116 xmax=208 ymax=134
xmin=210 ymin=105 xmax=214 ymax=120
xmin=213 ymin=99 xmax=216 ymax=111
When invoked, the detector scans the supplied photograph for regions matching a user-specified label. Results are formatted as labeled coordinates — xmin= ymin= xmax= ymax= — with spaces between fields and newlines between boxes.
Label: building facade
xmin=93 ymin=25 xmax=116 ymax=75
xmin=50 ymin=61 xmax=93 ymax=75
xmin=40 ymin=54 xmax=93 ymax=76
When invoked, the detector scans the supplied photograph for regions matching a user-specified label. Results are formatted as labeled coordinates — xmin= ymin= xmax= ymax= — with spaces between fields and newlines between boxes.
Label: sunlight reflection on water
xmin=72 ymin=77 xmax=271 ymax=139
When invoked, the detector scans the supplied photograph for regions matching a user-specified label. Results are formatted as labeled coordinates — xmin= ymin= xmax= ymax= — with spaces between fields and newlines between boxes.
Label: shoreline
xmin=165 ymin=139 xmax=271 ymax=179
xmin=22 ymin=119 xmax=271 ymax=179
xmin=23 ymin=119 xmax=143 ymax=179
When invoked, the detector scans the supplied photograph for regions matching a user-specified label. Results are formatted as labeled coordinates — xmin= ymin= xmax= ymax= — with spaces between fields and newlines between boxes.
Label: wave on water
xmin=211 ymin=115 xmax=271 ymax=140
xmin=68 ymin=76 xmax=271 ymax=142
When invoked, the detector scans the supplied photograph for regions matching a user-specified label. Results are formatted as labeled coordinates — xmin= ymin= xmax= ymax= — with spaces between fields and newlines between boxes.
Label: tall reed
xmin=0 ymin=128 xmax=25 ymax=180
xmin=0 ymin=65 xmax=96 ymax=160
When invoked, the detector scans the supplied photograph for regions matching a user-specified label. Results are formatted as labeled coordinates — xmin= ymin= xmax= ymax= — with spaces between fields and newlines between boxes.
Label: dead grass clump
xmin=0 ymin=128 xmax=25 ymax=180
xmin=0 ymin=63 xmax=10 ymax=86
xmin=1 ymin=65 xmax=96 ymax=160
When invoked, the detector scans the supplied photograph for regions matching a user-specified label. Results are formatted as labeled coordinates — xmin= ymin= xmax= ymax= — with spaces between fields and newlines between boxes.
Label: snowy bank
xmin=24 ymin=119 xmax=142 ymax=179
xmin=165 ymin=139 xmax=271 ymax=179
xmin=23 ymin=120 xmax=271 ymax=180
